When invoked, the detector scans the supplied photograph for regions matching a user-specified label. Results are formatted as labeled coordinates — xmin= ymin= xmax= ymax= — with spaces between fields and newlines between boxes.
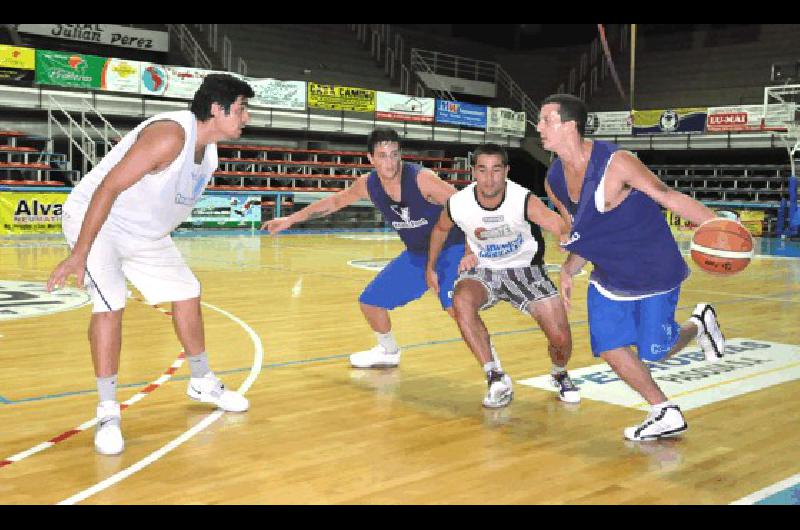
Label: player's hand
xmin=426 ymin=268 xmax=440 ymax=295
xmin=559 ymin=269 xmax=573 ymax=313
xmin=458 ymin=253 xmax=478 ymax=273
xmin=47 ymin=252 xmax=87 ymax=292
xmin=262 ymin=216 xmax=292 ymax=234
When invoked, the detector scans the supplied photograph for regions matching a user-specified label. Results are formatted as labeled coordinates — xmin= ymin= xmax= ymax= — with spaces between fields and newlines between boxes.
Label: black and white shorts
xmin=455 ymin=264 xmax=559 ymax=313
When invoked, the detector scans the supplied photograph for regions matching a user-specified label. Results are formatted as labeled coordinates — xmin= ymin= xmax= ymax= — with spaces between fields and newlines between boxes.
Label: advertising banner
xmin=0 ymin=45 xmax=35 ymax=85
xmin=586 ymin=111 xmax=633 ymax=135
xmin=249 ymin=78 xmax=306 ymax=111
xmin=18 ymin=24 xmax=169 ymax=52
xmin=376 ymin=92 xmax=435 ymax=123
xmin=101 ymin=58 xmax=141 ymax=93
xmin=486 ymin=107 xmax=526 ymax=137
xmin=435 ymin=99 xmax=487 ymax=129
xmin=35 ymin=49 xmax=105 ymax=89
xmin=307 ymin=82 xmax=376 ymax=112
xmin=139 ymin=64 xmax=211 ymax=99
xmin=706 ymin=104 xmax=796 ymax=132
xmin=633 ymin=108 xmax=708 ymax=135
xmin=0 ymin=192 xmax=67 ymax=234
xmin=184 ymin=195 xmax=262 ymax=228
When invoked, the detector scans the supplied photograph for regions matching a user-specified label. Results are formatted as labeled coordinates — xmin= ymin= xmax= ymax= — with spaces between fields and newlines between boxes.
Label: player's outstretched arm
xmin=47 ymin=121 xmax=184 ymax=292
xmin=417 ymin=169 xmax=458 ymax=206
xmin=613 ymin=151 xmax=716 ymax=226
xmin=426 ymin=207 xmax=455 ymax=294
xmin=262 ymin=175 xmax=370 ymax=234
xmin=526 ymin=193 xmax=568 ymax=238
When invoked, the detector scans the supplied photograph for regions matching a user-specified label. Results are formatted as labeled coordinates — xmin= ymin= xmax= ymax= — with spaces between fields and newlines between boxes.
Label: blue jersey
xmin=367 ymin=162 xmax=464 ymax=253
xmin=546 ymin=140 xmax=688 ymax=296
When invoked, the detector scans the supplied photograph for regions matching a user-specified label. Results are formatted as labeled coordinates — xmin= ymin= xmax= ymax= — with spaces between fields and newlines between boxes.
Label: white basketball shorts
xmin=62 ymin=209 xmax=200 ymax=313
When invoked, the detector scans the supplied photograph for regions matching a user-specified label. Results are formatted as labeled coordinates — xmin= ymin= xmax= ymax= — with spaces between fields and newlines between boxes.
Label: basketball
xmin=690 ymin=218 xmax=754 ymax=275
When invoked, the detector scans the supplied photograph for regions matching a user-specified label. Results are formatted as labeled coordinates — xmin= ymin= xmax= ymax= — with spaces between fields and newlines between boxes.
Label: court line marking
xmin=0 ymin=353 xmax=185 ymax=469
xmin=57 ymin=301 xmax=263 ymax=505
xmin=731 ymin=472 xmax=800 ymax=505
xmin=629 ymin=360 xmax=800 ymax=408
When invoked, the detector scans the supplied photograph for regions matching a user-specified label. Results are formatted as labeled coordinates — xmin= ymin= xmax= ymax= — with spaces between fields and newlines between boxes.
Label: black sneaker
xmin=551 ymin=371 xmax=581 ymax=403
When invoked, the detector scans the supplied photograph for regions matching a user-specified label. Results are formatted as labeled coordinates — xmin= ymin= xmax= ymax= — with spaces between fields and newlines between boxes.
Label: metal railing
xmin=167 ymin=24 xmax=212 ymax=70
xmin=189 ymin=24 xmax=248 ymax=75
xmin=47 ymin=96 xmax=98 ymax=178
xmin=558 ymin=24 xmax=629 ymax=103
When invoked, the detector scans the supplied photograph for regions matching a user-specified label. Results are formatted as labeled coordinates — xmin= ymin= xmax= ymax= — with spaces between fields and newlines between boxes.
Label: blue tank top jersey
xmin=367 ymin=162 xmax=464 ymax=253
xmin=546 ymin=140 xmax=688 ymax=296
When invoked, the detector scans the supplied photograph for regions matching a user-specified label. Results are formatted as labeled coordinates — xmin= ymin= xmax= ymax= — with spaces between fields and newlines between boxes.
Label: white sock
xmin=489 ymin=343 xmax=503 ymax=371
xmin=689 ymin=315 xmax=704 ymax=338
xmin=482 ymin=361 xmax=498 ymax=376
xmin=551 ymin=364 xmax=567 ymax=376
xmin=652 ymin=401 xmax=674 ymax=413
xmin=97 ymin=374 xmax=117 ymax=403
xmin=375 ymin=332 xmax=399 ymax=354
xmin=188 ymin=351 xmax=211 ymax=378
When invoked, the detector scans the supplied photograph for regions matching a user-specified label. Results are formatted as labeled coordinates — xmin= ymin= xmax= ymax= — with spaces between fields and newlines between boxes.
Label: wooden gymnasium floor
xmin=1 ymin=229 xmax=799 ymax=505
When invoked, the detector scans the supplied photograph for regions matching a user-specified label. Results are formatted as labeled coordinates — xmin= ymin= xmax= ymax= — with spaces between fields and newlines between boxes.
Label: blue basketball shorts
xmin=587 ymin=283 xmax=682 ymax=361
xmin=358 ymin=243 xmax=464 ymax=310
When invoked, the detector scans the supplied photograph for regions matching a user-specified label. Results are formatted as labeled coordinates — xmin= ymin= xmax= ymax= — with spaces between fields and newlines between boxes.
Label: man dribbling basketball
xmin=538 ymin=94 xmax=726 ymax=442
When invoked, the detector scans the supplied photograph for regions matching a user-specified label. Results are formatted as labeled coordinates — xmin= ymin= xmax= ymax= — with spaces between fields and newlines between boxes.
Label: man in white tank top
xmin=46 ymin=74 xmax=254 ymax=455
xmin=427 ymin=144 xmax=580 ymax=409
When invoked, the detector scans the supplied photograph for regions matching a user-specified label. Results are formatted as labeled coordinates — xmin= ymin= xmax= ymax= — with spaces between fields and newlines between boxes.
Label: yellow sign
xmin=738 ymin=210 xmax=764 ymax=236
xmin=307 ymin=82 xmax=376 ymax=112
xmin=0 ymin=45 xmax=35 ymax=70
xmin=0 ymin=192 xmax=68 ymax=234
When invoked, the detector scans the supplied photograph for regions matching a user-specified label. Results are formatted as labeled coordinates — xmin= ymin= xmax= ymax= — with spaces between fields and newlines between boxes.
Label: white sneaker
xmin=349 ymin=345 xmax=401 ymax=368
xmin=483 ymin=371 xmax=513 ymax=409
xmin=624 ymin=405 xmax=687 ymax=441
xmin=187 ymin=373 xmax=249 ymax=412
xmin=551 ymin=371 xmax=581 ymax=403
xmin=690 ymin=303 xmax=725 ymax=362
xmin=95 ymin=400 xmax=124 ymax=455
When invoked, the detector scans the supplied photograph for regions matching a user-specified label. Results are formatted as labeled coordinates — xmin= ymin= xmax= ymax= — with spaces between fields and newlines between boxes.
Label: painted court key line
xmin=0 ymin=299 xmax=179 ymax=469
xmin=0 ymin=353 xmax=185 ymax=469
xmin=58 ymin=301 xmax=264 ymax=505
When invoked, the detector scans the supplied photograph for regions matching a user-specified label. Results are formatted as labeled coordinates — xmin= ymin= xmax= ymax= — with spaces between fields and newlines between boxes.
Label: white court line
xmin=57 ymin=302 xmax=264 ymax=505
xmin=730 ymin=472 xmax=800 ymax=504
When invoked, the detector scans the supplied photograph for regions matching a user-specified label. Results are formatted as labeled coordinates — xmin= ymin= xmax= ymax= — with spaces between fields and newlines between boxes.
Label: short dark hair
xmin=473 ymin=143 xmax=508 ymax=166
xmin=542 ymin=94 xmax=588 ymax=136
xmin=190 ymin=74 xmax=254 ymax=122
xmin=367 ymin=128 xmax=401 ymax=154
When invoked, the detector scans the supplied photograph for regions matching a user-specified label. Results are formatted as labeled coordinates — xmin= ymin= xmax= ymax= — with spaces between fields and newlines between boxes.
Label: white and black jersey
xmin=447 ymin=179 xmax=545 ymax=269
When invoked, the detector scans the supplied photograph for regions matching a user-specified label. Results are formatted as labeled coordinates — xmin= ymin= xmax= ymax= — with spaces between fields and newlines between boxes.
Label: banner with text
xmin=182 ymin=195 xmax=262 ymax=228
xmin=18 ymin=24 xmax=168 ymax=52
xmin=435 ymin=99 xmax=487 ymax=129
xmin=376 ymin=92 xmax=435 ymax=123
xmin=308 ymin=82 xmax=376 ymax=112
xmin=0 ymin=45 xmax=35 ymax=85
xmin=633 ymin=108 xmax=708 ymax=135
xmin=35 ymin=49 xmax=106 ymax=89
xmin=586 ymin=111 xmax=633 ymax=135
xmin=249 ymin=78 xmax=306 ymax=111
xmin=139 ymin=64 xmax=209 ymax=99
xmin=0 ymin=192 xmax=68 ymax=235
xmin=706 ymin=104 xmax=797 ymax=132
xmin=486 ymin=107 xmax=526 ymax=137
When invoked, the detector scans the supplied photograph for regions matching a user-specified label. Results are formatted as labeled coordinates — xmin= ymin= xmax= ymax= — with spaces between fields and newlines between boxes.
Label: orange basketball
xmin=690 ymin=218 xmax=754 ymax=275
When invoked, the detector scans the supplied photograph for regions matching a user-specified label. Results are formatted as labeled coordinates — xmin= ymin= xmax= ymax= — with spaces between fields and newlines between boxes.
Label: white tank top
xmin=448 ymin=179 xmax=544 ymax=269
xmin=64 ymin=110 xmax=217 ymax=240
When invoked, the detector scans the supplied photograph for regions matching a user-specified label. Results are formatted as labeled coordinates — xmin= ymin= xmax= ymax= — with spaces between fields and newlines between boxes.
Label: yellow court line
xmin=630 ymin=359 xmax=800 ymax=408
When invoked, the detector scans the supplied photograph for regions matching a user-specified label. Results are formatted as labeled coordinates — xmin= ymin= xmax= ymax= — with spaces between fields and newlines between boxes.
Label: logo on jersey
xmin=0 ymin=280 xmax=90 ymax=321
xmin=175 ymin=170 xmax=209 ymax=206
xmin=389 ymin=205 xmax=428 ymax=230
xmin=474 ymin=225 xmax=513 ymax=241
xmin=482 ymin=215 xmax=504 ymax=223
xmin=561 ymin=231 xmax=581 ymax=247
xmin=478 ymin=233 xmax=524 ymax=259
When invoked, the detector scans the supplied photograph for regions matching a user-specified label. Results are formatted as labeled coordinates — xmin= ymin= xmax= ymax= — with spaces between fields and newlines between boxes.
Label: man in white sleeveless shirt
xmin=46 ymin=74 xmax=254 ymax=455
xmin=427 ymin=144 xmax=579 ymax=408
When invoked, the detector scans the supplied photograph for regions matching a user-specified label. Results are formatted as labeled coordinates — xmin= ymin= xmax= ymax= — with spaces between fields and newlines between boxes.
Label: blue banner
xmin=435 ymin=99 xmax=487 ymax=129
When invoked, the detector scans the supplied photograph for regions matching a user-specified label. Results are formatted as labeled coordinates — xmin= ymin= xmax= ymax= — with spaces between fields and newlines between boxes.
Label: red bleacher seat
xmin=0 ymin=180 xmax=63 ymax=186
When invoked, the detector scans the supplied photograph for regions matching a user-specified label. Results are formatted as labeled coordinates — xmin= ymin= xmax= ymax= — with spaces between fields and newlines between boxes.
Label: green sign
xmin=35 ymin=49 xmax=105 ymax=89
